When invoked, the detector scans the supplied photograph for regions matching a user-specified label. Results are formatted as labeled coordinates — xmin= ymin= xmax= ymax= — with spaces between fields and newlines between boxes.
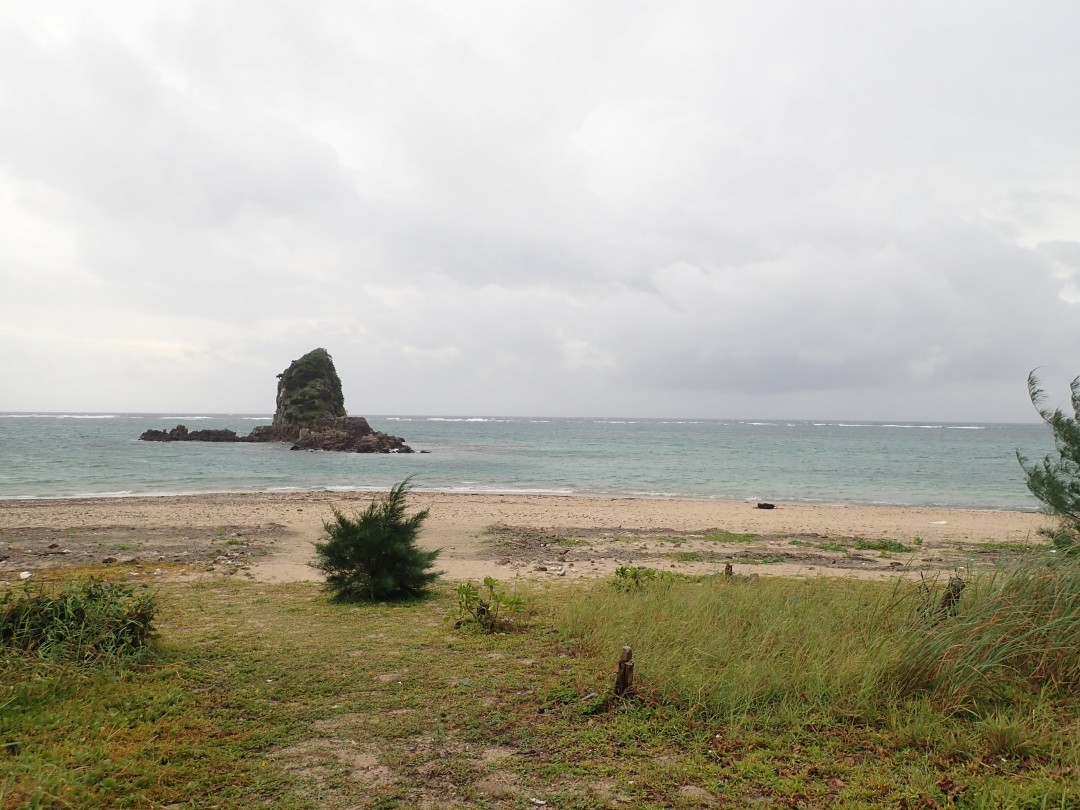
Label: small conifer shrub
xmin=313 ymin=478 xmax=442 ymax=601
xmin=1018 ymin=372 xmax=1080 ymax=552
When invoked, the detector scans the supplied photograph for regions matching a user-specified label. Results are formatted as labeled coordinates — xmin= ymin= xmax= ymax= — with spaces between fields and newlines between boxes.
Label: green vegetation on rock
xmin=275 ymin=348 xmax=346 ymax=430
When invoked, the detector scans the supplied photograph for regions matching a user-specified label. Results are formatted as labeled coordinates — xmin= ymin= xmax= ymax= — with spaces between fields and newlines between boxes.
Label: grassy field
xmin=2 ymin=561 xmax=1078 ymax=809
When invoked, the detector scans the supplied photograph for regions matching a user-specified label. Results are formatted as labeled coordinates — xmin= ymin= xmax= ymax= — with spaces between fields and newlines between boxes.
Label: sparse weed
xmin=611 ymin=566 xmax=690 ymax=591
xmin=454 ymin=576 xmax=525 ymax=632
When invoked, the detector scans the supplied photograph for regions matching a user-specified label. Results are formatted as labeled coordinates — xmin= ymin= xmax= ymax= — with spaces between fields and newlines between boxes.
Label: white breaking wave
xmin=0 ymin=413 xmax=118 ymax=419
xmin=426 ymin=417 xmax=511 ymax=422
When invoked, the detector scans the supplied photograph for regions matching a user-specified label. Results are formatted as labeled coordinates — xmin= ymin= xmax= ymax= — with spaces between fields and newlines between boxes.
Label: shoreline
xmin=1 ymin=491 xmax=1053 ymax=585
xmin=0 ymin=487 xmax=1043 ymax=514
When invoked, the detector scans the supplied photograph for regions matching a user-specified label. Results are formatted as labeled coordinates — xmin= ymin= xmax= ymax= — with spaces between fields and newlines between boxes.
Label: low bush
xmin=313 ymin=478 xmax=442 ymax=602
xmin=454 ymin=576 xmax=525 ymax=632
xmin=0 ymin=578 xmax=157 ymax=664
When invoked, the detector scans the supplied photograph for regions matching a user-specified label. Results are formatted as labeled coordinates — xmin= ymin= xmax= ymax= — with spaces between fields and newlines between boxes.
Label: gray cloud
xmin=2 ymin=1 xmax=1080 ymax=420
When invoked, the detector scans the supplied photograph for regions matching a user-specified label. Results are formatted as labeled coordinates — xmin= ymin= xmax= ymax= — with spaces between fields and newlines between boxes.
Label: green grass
xmin=853 ymin=539 xmax=915 ymax=554
xmin=3 ymin=559 xmax=1078 ymax=809
xmin=557 ymin=560 xmax=1080 ymax=801
xmin=817 ymin=541 xmax=849 ymax=553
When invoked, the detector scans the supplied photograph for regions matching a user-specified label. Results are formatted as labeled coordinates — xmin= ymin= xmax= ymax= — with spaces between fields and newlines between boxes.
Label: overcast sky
xmin=2 ymin=1 xmax=1079 ymax=421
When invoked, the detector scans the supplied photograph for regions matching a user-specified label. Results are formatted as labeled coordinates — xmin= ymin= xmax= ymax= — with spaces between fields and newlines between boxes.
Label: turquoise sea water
xmin=0 ymin=413 xmax=1056 ymax=510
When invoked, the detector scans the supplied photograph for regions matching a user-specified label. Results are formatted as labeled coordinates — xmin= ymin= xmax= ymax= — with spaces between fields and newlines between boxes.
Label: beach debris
xmin=530 ymin=799 xmax=547 ymax=806
xmin=19 ymin=571 xmax=32 ymax=580
xmin=756 ymin=502 xmax=776 ymax=509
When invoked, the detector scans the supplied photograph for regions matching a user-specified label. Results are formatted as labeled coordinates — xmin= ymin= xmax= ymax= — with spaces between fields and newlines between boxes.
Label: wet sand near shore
xmin=0 ymin=491 xmax=1053 ymax=585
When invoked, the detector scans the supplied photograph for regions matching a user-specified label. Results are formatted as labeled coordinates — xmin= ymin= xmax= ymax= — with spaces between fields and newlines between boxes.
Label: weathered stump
xmin=615 ymin=646 xmax=634 ymax=696
xmin=937 ymin=576 xmax=966 ymax=617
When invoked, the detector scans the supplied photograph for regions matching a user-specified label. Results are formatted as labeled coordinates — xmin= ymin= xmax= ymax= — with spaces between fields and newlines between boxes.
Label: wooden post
xmin=615 ymin=646 xmax=634 ymax=696
xmin=936 ymin=576 xmax=965 ymax=617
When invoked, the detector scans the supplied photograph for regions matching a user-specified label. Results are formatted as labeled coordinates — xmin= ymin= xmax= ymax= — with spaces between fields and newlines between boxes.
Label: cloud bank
xmin=2 ymin=1 xmax=1079 ymax=420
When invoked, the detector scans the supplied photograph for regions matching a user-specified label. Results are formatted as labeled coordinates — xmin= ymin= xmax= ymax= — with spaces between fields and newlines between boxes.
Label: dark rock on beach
xmin=138 ymin=348 xmax=413 ymax=454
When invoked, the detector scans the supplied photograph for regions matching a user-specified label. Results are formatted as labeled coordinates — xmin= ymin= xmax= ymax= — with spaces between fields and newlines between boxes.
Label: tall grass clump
xmin=559 ymin=572 xmax=903 ymax=721
xmin=887 ymin=554 xmax=1080 ymax=710
xmin=0 ymin=578 xmax=157 ymax=664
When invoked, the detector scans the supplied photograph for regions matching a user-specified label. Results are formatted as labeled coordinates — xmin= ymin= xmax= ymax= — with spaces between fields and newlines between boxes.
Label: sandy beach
xmin=0 ymin=491 xmax=1054 ymax=585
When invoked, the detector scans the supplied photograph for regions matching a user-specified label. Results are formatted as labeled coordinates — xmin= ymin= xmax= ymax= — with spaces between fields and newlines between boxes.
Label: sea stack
xmin=139 ymin=348 xmax=413 ymax=453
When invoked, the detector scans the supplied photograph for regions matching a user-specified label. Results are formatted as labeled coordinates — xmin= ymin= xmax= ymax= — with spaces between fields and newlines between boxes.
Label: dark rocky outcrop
xmin=140 ymin=425 xmax=240 ymax=442
xmin=139 ymin=348 xmax=413 ymax=453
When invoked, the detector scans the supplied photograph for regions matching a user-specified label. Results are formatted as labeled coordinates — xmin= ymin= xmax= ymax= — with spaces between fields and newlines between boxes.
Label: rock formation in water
xmin=139 ymin=348 xmax=413 ymax=453
xmin=138 ymin=425 xmax=240 ymax=442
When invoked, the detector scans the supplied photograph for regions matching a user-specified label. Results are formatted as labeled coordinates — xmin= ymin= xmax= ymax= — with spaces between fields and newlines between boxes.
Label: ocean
xmin=0 ymin=413 xmax=1057 ymax=510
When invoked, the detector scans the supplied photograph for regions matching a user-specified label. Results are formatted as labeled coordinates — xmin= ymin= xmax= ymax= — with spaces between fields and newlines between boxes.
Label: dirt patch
xmin=473 ymin=770 xmax=520 ymax=799
xmin=273 ymin=737 xmax=393 ymax=786
xmin=479 ymin=523 xmax=1032 ymax=580
xmin=0 ymin=522 xmax=288 ymax=576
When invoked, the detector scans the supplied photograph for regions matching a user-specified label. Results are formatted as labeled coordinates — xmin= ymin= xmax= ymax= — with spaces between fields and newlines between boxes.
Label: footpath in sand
xmin=0 ymin=491 xmax=1053 ymax=585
